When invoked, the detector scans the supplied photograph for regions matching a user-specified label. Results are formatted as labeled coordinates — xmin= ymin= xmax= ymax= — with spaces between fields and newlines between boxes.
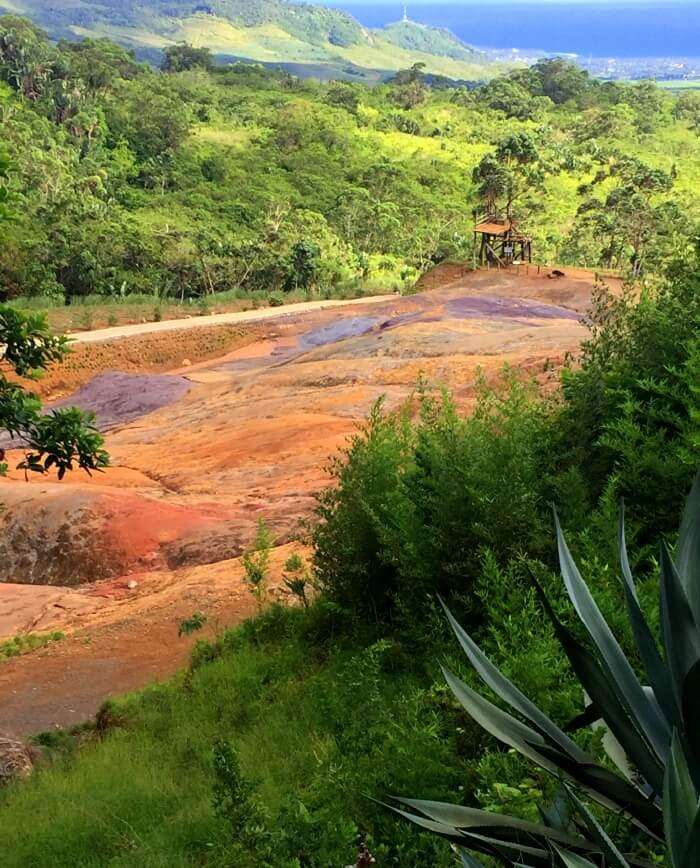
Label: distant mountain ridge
xmin=0 ymin=0 xmax=495 ymax=80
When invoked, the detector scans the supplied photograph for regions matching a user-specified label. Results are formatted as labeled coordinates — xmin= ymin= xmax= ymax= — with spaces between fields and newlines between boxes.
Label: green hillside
xmin=0 ymin=0 xmax=494 ymax=80
xmin=381 ymin=19 xmax=480 ymax=61
xmin=0 ymin=17 xmax=698 ymax=306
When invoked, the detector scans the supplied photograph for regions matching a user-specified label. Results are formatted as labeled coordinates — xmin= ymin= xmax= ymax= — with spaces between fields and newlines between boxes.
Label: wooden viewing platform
xmin=473 ymin=214 xmax=532 ymax=267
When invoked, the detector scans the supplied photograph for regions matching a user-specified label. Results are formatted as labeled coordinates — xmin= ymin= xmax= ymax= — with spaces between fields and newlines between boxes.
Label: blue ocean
xmin=326 ymin=2 xmax=700 ymax=58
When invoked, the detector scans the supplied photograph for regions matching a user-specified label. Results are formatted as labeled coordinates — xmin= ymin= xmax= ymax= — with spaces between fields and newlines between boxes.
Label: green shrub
xmin=561 ymin=254 xmax=700 ymax=539
xmin=394 ymin=475 xmax=700 ymax=866
xmin=211 ymin=741 xmax=276 ymax=865
xmin=242 ymin=518 xmax=273 ymax=611
xmin=282 ymin=552 xmax=312 ymax=608
xmin=312 ymin=377 xmax=558 ymax=628
xmin=0 ymin=630 xmax=65 ymax=660
xmin=178 ymin=612 xmax=207 ymax=637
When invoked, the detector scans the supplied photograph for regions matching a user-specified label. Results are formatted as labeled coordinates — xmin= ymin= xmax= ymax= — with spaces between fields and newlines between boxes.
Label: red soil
xmin=0 ymin=267 xmax=618 ymax=736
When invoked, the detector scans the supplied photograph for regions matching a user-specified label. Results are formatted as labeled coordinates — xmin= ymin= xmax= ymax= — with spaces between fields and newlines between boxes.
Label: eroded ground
xmin=0 ymin=266 xmax=608 ymax=735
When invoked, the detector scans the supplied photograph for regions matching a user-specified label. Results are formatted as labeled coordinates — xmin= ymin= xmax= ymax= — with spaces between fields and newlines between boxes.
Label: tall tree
xmin=575 ymin=155 xmax=675 ymax=274
xmin=0 ymin=148 xmax=108 ymax=478
xmin=161 ymin=43 xmax=213 ymax=73
xmin=473 ymin=132 xmax=541 ymax=218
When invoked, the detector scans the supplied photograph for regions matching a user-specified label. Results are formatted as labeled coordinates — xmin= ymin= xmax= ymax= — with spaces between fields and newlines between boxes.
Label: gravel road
xmin=70 ymin=294 xmax=396 ymax=344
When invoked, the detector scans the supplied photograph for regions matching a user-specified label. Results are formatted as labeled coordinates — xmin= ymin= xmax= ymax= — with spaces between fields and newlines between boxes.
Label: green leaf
xmin=555 ymin=511 xmax=669 ymax=761
xmin=538 ymin=787 xmax=572 ymax=833
xmin=440 ymin=597 xmax=589 ymax=761
xmin=531 ymin=573 xmax=666 ymax=800
xmin=458 ymin=850 xmax=484 ymax=868
xmin=383 ymin=800 xmax=551 ymax=864
xmin=682 ymin=811 xmax=700 ymax=868
xmin=533 ymin=743 xmax=663 ymax=840
xmin=682 ymin=659 xmax=700 ymax=771
xmin=566 ymin=787 xmax=630 ymax=868
xmin=552 ymin=843 xmax=601 ymax=868
xmin=441 ymin=666 xmax=552 ymax=770
xmin=566 ymin=701 xmax=606 ymax=732
xmin=619 ymin=503 xmax=677 ymax=725
xmin=676 ymin=471 xmax=700 ymax=626
xmin=664 ymin=731 xmax=700 ymax=868
xmin=395 ymin=797 xmax=592 ymax=850
xmin=659 ymin=545 xmax=700 ymax=709
xmin=443 ymin=663 xmax=662 ymax=836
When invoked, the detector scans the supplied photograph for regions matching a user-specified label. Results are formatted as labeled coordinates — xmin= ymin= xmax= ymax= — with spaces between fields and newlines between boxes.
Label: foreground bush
xmin=314 ymin=249 xmax=700 ymax=635
xmin=312 ymin=378 xmax=558 ymax=627
xmin=561 ymin=249 xmax=700 ymax=538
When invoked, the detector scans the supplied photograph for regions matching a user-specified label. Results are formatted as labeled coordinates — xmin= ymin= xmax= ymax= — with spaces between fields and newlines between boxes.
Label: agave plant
xmin=389 ymin=474 xmax=700 ymax=866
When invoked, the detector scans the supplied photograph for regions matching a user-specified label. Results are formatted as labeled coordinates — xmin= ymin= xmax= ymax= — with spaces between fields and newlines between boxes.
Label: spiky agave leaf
xmin=394 ymin=797 xmax=594 ymax=851
xmin=659 ymin=545 xmax=700 ymax=712
xmin=554 ymin=511 xmax=670 ymax=762
xmin=388 ymin=794 xmax=656 ymax=867
xmin=538 ymin=786 xmax=571 ymax=832
xmin=381 ymin=799 xmax=553 ymax=865
xmin=676 ymin=472 xmax=700 ymax=625
xmin=565 ymin=787 xmax=630 ymax=868
xmin=664 ymin=732 xmax=700 ymax=868
xmin=441 ymin=602 xmax=663 ymax=835
xmin=682 ymin=659 xmax=700 ymax=770
xmin=439 ymin=597 xmax=589 ymax=762
xmin=528 ymin=575 xmax=665 ymax=819
xmin=618 ymin=504 xmax=677 ymax=725
xmin=552 ymin=843 xmax=603 ymax=868
xmin=457 ymin=849 xmax=486 ymax=868
xmin=393 ymin=473 xmax=700 ymax=867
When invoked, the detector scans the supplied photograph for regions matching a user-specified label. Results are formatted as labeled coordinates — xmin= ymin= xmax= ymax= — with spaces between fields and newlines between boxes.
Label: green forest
xmin=2 ymin=11 xmax=700 ymax=868
xmin=1 ymin=14 xmax=700 ymax=310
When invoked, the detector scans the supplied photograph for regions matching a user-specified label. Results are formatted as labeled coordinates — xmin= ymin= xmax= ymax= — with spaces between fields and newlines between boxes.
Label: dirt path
xmin=70 ymin=293 xmax=396 ymax=344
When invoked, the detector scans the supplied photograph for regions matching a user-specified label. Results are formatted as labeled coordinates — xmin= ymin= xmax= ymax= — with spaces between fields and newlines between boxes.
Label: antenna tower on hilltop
xmin=402 ymin=5 xmax=409 ymax=22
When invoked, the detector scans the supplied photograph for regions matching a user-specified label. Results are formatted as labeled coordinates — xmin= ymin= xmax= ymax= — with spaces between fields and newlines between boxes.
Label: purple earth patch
xmin=50 ymin=371 xmax=192 ymax=430
xmin=0 ymin=371 xmax=192 ymax=449
xmin=446 ymin=295 xmax=581 ymax=321
xmin=299 ymin=316 xmax=383 ymax=349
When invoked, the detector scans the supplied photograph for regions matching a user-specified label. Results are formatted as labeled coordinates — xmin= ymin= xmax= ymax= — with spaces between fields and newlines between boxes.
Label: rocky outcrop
xmin=0 ymin=733 xmax=33 ymax=785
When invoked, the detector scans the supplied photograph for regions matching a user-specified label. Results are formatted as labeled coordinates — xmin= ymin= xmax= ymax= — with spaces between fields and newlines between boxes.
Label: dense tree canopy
xmin=161 ymin=43 xmax=214 ymax=73
xmin=0 ymin=21 xmax=697 ymax=305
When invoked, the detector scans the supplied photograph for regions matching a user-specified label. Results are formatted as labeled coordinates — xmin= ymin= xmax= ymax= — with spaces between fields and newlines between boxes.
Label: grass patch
xmin=0 ymin=631 xmax=65 ymax=661
xmin=5 ymin=283 xmax=387 ymax=334
xmin=0 ymin=605 xmax=466 ymax=867
xmin=656 ymin=79 xmax=700 ymax=90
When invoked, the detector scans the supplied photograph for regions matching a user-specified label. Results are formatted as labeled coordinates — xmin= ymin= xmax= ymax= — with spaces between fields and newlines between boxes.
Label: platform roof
xmin=474 ymin=220 xmax=514 ymax=236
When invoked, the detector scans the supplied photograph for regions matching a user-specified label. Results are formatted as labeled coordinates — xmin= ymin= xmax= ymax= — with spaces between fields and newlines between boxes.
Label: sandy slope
xmin=0 ymin=266 xmax=612 ymax=736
